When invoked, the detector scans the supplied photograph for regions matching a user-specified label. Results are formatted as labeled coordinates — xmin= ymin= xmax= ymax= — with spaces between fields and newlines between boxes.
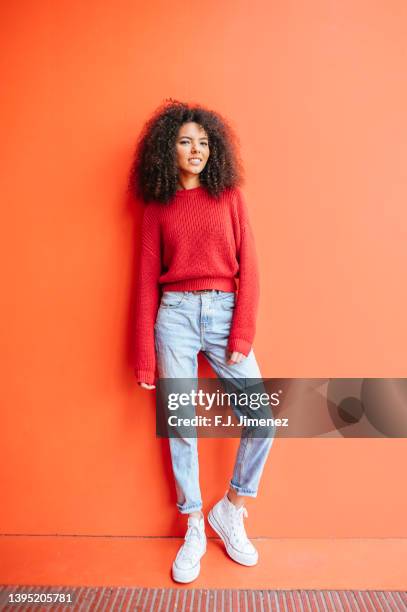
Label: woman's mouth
xmin=188 ymin=158 xmax=202 ymax=165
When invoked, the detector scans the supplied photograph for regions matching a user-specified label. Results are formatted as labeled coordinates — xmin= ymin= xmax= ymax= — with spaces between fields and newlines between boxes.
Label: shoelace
xmin=229 ymin=506 xmax=249 ymax=546
xmin=179 ymin=523 xmax=204 ymax=563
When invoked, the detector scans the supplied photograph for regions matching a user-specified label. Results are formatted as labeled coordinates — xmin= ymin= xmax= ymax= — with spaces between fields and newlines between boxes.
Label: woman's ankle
xmin=189 ymin=510 xmax=203 ymax=519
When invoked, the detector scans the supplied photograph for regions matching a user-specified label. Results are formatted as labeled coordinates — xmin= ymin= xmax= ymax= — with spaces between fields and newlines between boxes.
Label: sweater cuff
xmin=227 ymin=338 xmax=252 ymax=356
xmin=135 ymin=369 xmax=156 ymax=386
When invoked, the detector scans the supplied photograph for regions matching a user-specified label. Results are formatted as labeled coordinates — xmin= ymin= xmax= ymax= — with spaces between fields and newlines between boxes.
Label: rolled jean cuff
xmin=177 ymin=501 xmax=203 ymax=514
xmin=229 ymin=480 xmax=258 ymax=497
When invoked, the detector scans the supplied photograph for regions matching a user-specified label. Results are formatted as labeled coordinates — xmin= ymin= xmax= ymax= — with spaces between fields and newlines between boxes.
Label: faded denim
xmin=154 ymin=290 xmax=275 ymax=514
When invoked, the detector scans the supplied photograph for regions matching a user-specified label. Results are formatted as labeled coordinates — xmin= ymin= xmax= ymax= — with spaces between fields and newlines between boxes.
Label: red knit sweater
xmin=134 ymin=185 xmax=260 ymax=385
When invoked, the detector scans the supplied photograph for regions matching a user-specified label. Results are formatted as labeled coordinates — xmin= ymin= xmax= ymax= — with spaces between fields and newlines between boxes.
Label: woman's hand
xmin=226 ymin=351 xmax=246 ymax=365
xmin=138 ymin=382 xmax=156 ymax=390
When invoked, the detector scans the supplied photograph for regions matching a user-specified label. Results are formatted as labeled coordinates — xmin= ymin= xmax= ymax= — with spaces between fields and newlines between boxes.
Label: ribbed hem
xmin=134 ymin=369 xmax=155 ymax=385
xmin=227 ymin=338 xmax=252 ymax=356
xmin=161 ymin=277 xmax=237 ymax=292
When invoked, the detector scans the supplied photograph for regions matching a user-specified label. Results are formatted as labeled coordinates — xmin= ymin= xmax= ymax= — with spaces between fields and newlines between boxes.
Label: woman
xmin=129 ymin=99 xmax=274 ymax=583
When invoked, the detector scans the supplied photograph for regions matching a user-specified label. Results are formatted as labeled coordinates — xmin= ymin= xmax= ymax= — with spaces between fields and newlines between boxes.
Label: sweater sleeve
xmin=227 ymin=188 xmax=260 ymax=356
xmin=134 ymin=204 xmax=161 ymax=385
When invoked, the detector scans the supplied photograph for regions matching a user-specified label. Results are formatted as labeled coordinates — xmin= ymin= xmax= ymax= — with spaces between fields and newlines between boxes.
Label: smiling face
xmin=175 ymin=122 xmax=210 ymax=183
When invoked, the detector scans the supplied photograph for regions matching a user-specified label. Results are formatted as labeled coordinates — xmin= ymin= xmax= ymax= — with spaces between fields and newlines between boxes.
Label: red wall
xmin=1 ymin=0 xmax=406 ymax=542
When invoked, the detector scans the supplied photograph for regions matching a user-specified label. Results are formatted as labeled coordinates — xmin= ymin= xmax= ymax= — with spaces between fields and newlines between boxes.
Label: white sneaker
xmin=172 ymin=514 xmax=207 ymax=583
xmin=208 ymin=492 xmax=258 ymax=566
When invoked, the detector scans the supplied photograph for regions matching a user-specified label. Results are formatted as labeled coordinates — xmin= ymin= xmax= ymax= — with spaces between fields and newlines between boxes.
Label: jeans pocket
xmin=218 ymin=293 xmax=236 ymax=310
xmin=160 ymin=291 xmax=187 ymax=309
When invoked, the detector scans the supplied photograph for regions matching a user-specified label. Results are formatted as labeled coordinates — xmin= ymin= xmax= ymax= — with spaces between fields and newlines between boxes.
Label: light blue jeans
xmin=154 ymin=290 xmax=275 ymax=514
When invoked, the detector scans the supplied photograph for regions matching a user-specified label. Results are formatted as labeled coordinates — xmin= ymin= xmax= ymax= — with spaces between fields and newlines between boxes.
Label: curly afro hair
xmin=127 ymin=98 xmax=245 ymax=204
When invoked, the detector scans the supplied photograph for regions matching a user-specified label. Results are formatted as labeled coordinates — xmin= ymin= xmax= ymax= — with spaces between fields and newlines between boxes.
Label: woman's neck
xmin=176 ymin=179 xmax=201 ymax=191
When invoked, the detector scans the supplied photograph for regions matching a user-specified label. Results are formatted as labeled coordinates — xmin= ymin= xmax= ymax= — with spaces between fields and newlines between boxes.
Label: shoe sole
xmin=172 ymin=544 xmax=207 ymax=583
xmin=208 ymin=509 xmax=258 ymax=566
xmin=172 ymin=561 xmax=201 ymax=583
